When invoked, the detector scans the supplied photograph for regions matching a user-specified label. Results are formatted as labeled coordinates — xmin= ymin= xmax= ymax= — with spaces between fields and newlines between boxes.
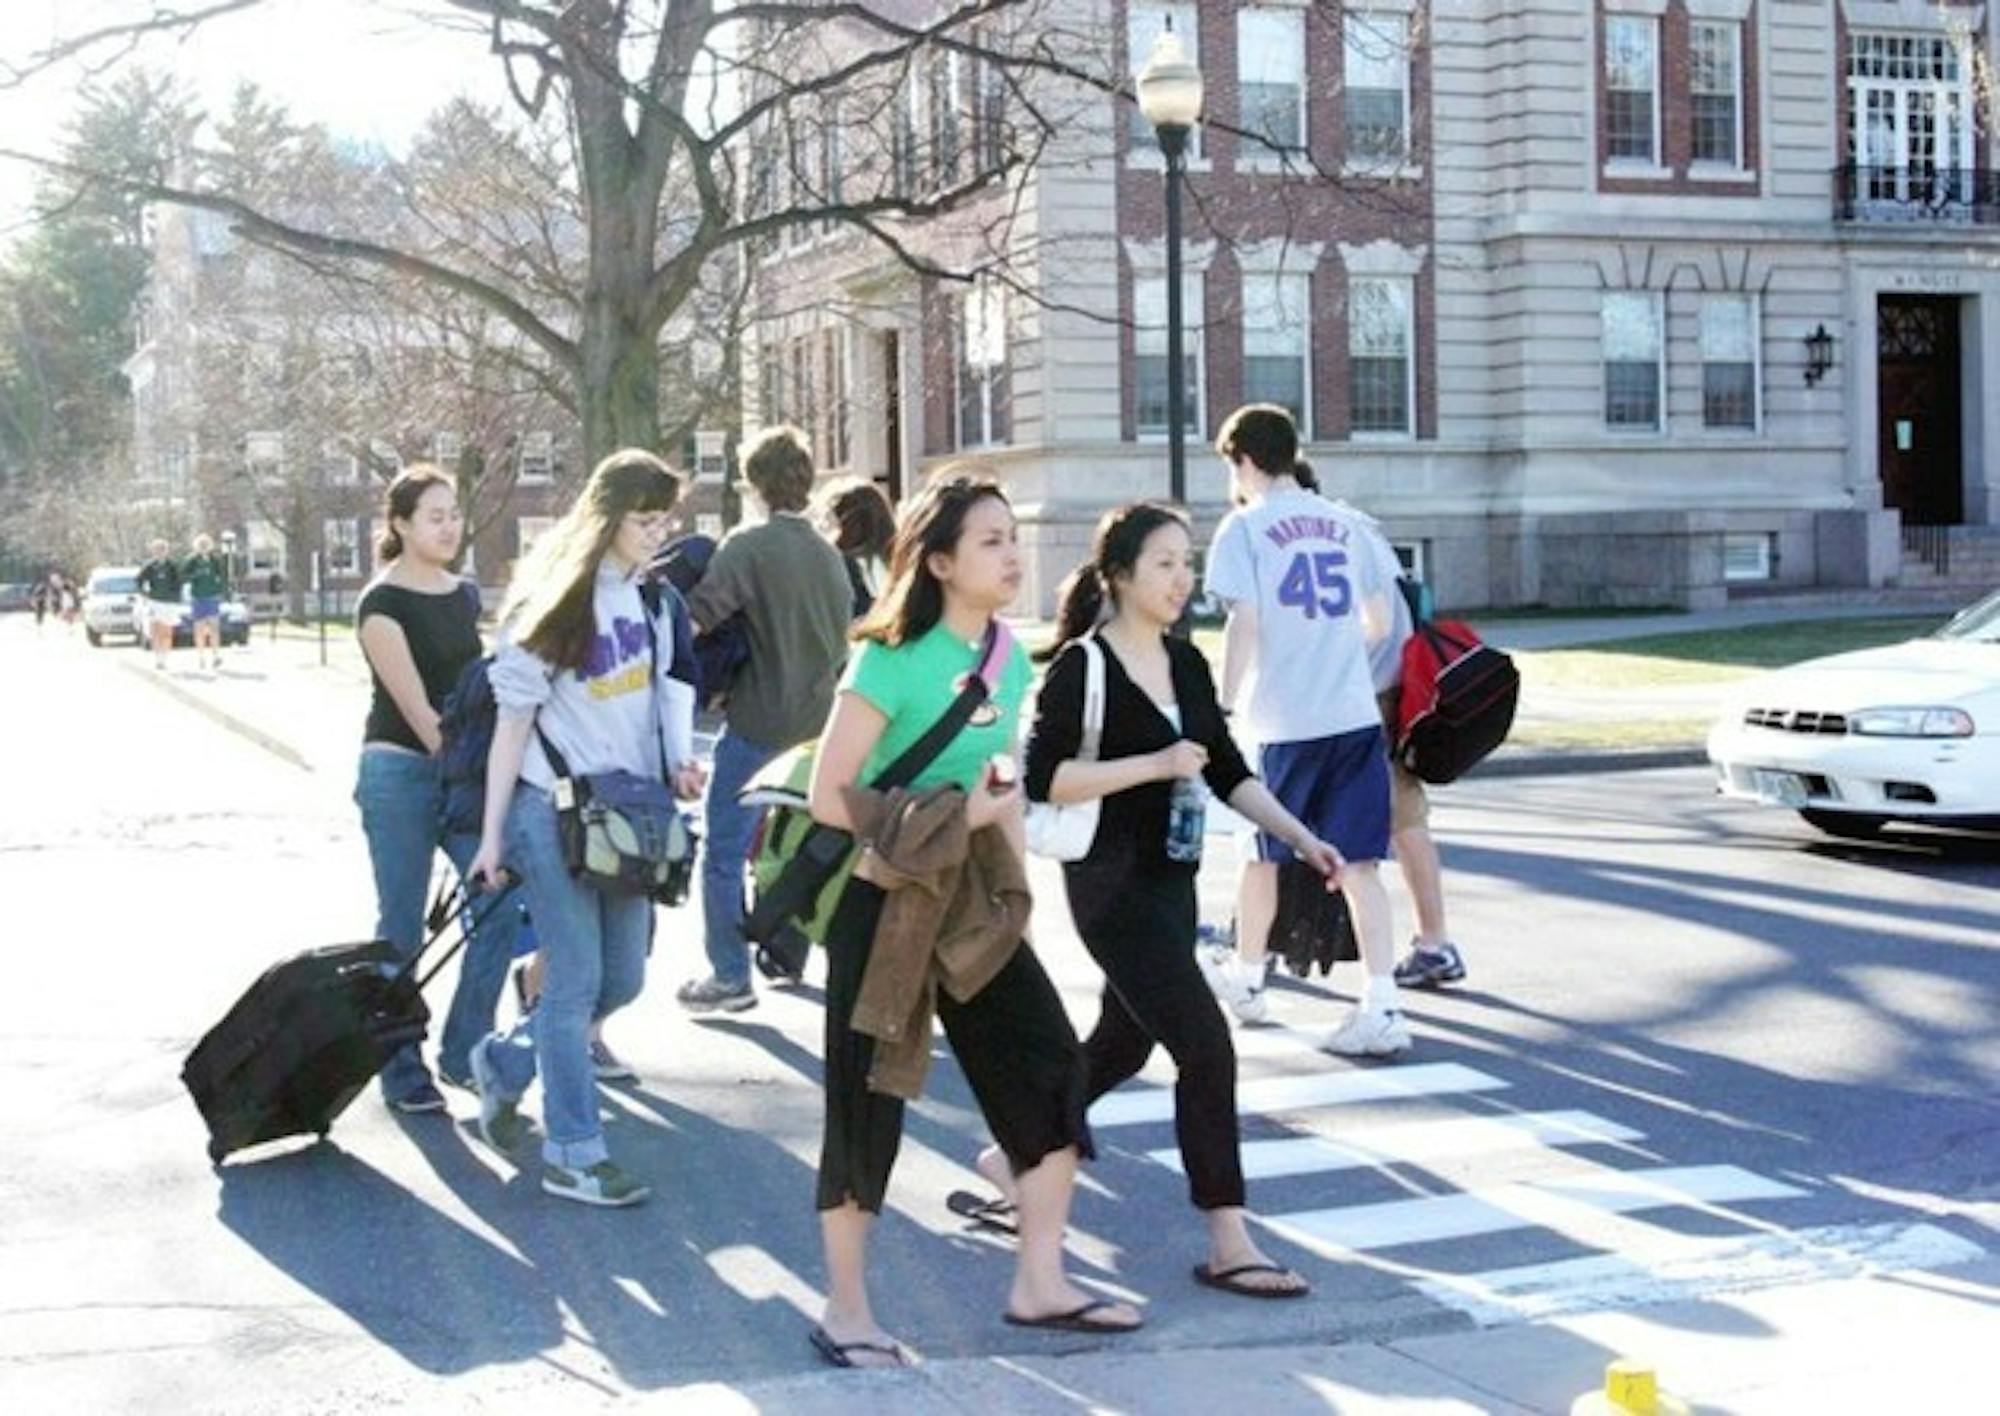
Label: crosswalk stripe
xmin=1144 ymin=1109 xmax=1643 ymax=1180
xmin=1262 ymin=1163 xmax=1806 ymax=1254
xmin=1089 ymin=1062 xmax=1508 ymax=1129
xmin=1411 ymin=1220 xmax=1988 ymax=1325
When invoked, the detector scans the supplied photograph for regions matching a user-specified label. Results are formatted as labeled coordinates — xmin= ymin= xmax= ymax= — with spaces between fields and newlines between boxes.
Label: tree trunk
xmin=579 ymin=300 xmax=664 ymax=467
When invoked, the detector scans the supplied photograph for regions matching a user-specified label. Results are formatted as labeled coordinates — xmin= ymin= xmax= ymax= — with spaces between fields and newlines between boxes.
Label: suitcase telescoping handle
xmin=407 ymin=870 xmax=520 ymax=992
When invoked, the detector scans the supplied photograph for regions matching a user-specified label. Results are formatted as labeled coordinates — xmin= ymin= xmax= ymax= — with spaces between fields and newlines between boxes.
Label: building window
xmin=957 ymin=284 xmax=1011 ymax=449
xmin=1602 ymin=291 xmax=1664 ymax=431
xmin=321 ymin=440 xmax=360 ymax=486
xmin=694 ymin=430 xmax=727 ymax=484
xmin=518 ymin=431 xmax=554 ymax=484
xmin=1691 ymin=21 xmax=1742 ymax=168
xmin=1239 ymin=7 xmax=1305 ymax=154
xmin=972 ymin=45 xmax=1006 ymax=172
xmin=323 ymin=518 xmax=361 ymax=576
xmin=245 ymin=431 xmax=283 ymax=481
xmin=366 ymin=437 xmax=403 ymax=479
xmin=1701 ymin=295 xmax=1759 ymax=430
xmin=432 ymin=431 xmax=462 ymax=466
xmin=928 ymin=47 xmax=962 ymax=187
xmin=517 ymin=516 xmax=556 ymax=559
xmin=1128 ymin=5 xmax=1201 ymax=158
xmin=821 ymin=102 xmax=843 ymax=235
xmin=1242 ymin=269 xmax=1310 ymax=434
xmin=1723 ymin=532 xmax=1775 ymax=581
xmin=247 ymin=520 xmax=286 ymax=577
xmin=1348 ymin=277 xmax=1413 ymax=436
xmin=1845 ymin=32 xmax=1976 ymax=205
xmin=893 ymin=71 xmax=920 ymax=197
xmin=1604 ymin=16 xmax=1659 ymax=165
xmin=829 ymin=328 xmax=853 ymax=467
xmin=1133 ymin=271 xmax=1204 ymax=437
xmin=1344 ymin=13 xmax=1410 ymax=165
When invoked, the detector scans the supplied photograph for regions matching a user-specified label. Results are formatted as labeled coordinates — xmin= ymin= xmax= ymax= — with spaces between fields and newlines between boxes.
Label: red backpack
xmin=1395 ymin=618 xmax=1520 ymax=784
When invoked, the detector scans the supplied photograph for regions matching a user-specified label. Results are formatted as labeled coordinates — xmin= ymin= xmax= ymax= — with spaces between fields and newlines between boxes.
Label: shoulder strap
xmin=871 ymin=620 xmax=1012 ymax=791
xmin=1077 ymin=636 xmax=1106 ymax=764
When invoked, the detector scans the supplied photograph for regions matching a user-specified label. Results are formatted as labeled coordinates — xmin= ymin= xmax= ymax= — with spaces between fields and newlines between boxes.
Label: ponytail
xmin=1291 ymin=458 xmax=1321 ymax=493
xmin=1036 ymin=563 xmax=1106 ymax=662
xmin=377 ymin=527 xmax=405 ymax=561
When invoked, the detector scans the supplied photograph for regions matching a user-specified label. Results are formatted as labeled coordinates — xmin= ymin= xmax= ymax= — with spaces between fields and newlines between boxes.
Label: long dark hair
xmin=1039 ymin=501 xmax=1190 ymax=661
xmin=501 ymin=448 xmax=683 ymax=671
xmin=853 ymin=466 xmax=1009 ymax=648
xmin=376 ymin=463 xmax=456 ymax=562
xmin=824 ymin=477 xmax=897 ymax=560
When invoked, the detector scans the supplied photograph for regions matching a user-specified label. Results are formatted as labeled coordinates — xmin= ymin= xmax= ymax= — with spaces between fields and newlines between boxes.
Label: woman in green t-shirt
xmin=803 ymin=473 xmax=1143 ymax=1368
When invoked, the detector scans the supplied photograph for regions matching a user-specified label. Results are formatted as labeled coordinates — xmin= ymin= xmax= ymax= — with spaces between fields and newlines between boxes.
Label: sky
xmin=0 ymin=0 xmax=510 ymax=246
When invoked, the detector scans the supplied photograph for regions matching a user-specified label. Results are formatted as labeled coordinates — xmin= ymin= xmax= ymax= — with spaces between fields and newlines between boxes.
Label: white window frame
xmin=1347 ymin=275 xmax=1416 ymax=441
xmin=1689 ymin=20 xmax=1745 ymax=173
xmin=1132 ymin=268 xmax=1207 ymax=441
xmin=1604 ymin=14 xmax=1663 ymax=172
xmin=245 ymin=431 xmax=284 ymax=481
xmin=694 ymin=430 xmax=728 ymax=485
xmin=247 ymin=520 xmax=287 ymax=578
xmin=1602 ymin=290 xmax=1666 ymax=434
xmin=1342 ymin=11 xmax=1413 ymax=173
xmin=323 ymin=517 xmax=362 ymax=577
xmin=1126 ymin=4 xmax=1204 ymax=167
xmin=518 ymin=430 xmax=554 ymax=484
xmin=1240 ymin=267 xmax=1314 ymax=439
xmin=321 ymin=439 xmax=360 ymax=486
xmin=1699 ymin=293 xmax=1761 ymax=432
xmin=1722 ymin=532 xmax=1775 ymax=582
xmin=956 ymin=283 xmax=1010 ymax=450
xmin=432 ymin=431 xmax=462 ymax=466
xmin=1237 ymin=6 xmax=1307 ymax=166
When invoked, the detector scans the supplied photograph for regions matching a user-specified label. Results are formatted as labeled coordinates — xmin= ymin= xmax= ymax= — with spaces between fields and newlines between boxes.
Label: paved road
xmin=1 ymin=618 xmax=1995 ymax=1411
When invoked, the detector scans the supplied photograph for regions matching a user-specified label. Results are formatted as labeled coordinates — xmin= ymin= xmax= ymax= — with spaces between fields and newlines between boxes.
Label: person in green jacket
xmin=182 ymin=533 xmax=231 ymax=671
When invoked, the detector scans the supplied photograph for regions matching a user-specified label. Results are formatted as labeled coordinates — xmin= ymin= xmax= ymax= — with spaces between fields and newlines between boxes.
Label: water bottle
xmin=1165 ymin=776 xmax=1208 ymax=863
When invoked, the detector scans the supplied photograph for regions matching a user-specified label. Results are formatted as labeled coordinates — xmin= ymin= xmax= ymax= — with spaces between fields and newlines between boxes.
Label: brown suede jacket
xmin=841 ymin=783 xmax=1030 ymax=1099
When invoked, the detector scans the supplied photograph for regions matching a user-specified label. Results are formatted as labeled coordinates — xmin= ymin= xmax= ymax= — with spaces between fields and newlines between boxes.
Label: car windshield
xmin=1937 ymin=591 xmax=2000 ymax=644
xmin=91 ymin=574 xmax=139 ymax=595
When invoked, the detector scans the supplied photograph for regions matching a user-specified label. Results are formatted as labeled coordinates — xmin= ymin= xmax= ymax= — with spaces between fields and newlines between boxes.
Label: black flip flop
xmin=1192 ymin=1261 xmax=1311 ymax=1299
xmin=808 ymin=1325 xmax=913 ymax=1369
xmin=946 ymin=1188 xmax=1018 ymax=1236
xmin=1003 ymin=1298 xmax=1143 ymax=1334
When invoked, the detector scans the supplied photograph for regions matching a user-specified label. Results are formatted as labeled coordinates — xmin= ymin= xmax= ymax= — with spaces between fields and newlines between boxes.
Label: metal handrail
xmin=1834 ymin=165 xmax=2000 ymax=225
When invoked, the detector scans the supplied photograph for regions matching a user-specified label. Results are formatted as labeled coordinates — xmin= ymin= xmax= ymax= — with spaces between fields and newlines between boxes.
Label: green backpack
xmin=740 ymin=622 xmax=1014 ymax=981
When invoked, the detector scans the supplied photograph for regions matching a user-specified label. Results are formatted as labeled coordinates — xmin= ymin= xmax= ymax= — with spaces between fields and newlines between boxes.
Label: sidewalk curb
xmin=1477 ymin=747 xmax=1709 ymax=779
xmin=121 ymin=661 xmax=314 ymax=774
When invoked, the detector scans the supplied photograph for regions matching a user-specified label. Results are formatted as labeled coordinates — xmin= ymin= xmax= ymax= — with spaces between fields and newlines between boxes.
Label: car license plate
xmin=1750 ymin=769 xmax=1809 ymax=807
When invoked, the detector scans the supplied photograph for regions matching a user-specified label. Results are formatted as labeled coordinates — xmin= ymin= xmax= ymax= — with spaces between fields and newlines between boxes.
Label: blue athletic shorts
xmin=1256 ymin=725 xmax=1391 ymax=865
xmin=190 ymin=596 xmax=222 ymax=622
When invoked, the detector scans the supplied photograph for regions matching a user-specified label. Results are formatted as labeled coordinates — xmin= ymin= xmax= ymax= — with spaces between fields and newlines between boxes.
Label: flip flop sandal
xmin=946 ymin=1188 xmax=1019 ymax=1236
xmin=1003 ymin=1298 xmax=1143 ymax=1334
xmin=1191 ymin=1261 xmax=1311 ymax=1299
xmin=808 ymin=1325 xmax=914 ymax=1369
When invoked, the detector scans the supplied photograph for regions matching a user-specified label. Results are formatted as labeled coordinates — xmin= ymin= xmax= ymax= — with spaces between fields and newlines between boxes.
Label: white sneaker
xmin=1324 ymin=1007 xmax=1412 ymax=1057
xmin=1197 ymin=947 xmax=1271 ymax=1025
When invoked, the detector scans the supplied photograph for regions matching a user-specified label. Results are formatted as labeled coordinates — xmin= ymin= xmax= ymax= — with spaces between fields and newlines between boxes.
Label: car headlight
xmin=1848 ymin=706 xmax=1974 ymax=737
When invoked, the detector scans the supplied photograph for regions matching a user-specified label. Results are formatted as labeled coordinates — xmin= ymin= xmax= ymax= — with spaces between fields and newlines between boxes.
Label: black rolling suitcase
xmin=182 ymin=877 xmax=514 ymax=1163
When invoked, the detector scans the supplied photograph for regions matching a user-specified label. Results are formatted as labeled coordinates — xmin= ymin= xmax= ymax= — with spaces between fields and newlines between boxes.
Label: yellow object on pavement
xmin=1571 ymin=1359 xmax=1693 ymax=1416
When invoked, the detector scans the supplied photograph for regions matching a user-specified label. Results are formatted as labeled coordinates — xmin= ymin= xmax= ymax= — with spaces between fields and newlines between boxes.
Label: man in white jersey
xmin=1199 ymin=405 xmax=1413 ymax=1055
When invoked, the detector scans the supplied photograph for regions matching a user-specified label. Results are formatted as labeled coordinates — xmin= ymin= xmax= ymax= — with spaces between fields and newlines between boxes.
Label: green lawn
xmin=1517 ymin=615 xmax=1946 ymax=691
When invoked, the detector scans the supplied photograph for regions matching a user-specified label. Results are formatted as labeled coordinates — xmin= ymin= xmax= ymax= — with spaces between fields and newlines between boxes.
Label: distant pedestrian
xmin=820 ymin=476 xmax=897 ymax=619
xmin=1197 ymin=406 xmax=1414 ymax=1056
xmin=182 ymin=534 xmax=230 ymax=671
xmin=1022 ymin=501 xmax=1338 ymax=1299
xmin=676 ymin=426 xmax=851 ymax=1013
xmin=466 ymin=449 xmax=704 ymax=1208
xmin=31 ymin=573 xmax=55 ymax=630
xmin=137 ymin=538 xmax=183 ymax=670
xmin=353 ymin=465 xmax=520 ymax=1113
xmin=57 ymin=573 xmax=79 ymax=630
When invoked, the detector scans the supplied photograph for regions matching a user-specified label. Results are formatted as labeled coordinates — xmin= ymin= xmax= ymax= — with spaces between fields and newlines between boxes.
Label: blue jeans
xmin=700 ymin=730 xmax=779 ymax=989
xmin=354 ymin=747 xmax=518 ymax=1100
xmin=479 ymin=784 xmax=652 ymax=1169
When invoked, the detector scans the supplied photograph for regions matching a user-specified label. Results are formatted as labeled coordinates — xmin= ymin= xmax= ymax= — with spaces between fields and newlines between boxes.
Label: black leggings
xmin=1071 ymin=863 xmax=1244 ymax=1211
xmin=817 ymin=879 xmax=1093 ymax=1213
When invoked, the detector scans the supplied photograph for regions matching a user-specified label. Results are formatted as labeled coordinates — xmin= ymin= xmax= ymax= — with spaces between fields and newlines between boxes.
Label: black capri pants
xmin=817 ymin=879 xmax=1094 ymax=1213
xmin=1069 ymin=862 xmax=1244 ymax=1211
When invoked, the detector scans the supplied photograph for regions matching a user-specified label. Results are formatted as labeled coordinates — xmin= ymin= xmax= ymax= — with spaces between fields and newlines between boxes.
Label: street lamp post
xmin=1138 ymin=27 xmax=1204 ymax=506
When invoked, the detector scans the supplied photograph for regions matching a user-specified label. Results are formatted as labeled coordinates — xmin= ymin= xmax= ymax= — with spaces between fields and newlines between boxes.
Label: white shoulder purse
xmin=1025 ymin=636 xmax=1107 ymax=862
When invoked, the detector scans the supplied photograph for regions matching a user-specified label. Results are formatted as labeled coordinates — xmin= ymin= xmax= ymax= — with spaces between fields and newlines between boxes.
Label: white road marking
xmin=1089 ymin=1063 xmax=1508 ymax=1129
xmin=1145 ymin=1109 xmax=1643 ymax=1180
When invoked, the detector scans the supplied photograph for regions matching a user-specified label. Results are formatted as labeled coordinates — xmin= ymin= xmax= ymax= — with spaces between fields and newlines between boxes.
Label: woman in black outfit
xmin=1021 ymin=502 xmax=1343 ymax=1298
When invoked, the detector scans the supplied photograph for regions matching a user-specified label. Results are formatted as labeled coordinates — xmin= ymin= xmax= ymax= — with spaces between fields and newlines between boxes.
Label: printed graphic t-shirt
xmin=840 ymin=623 xmax=1034 ymax=791
xmin=1203 ymin=486 xmax=1406 ymax=746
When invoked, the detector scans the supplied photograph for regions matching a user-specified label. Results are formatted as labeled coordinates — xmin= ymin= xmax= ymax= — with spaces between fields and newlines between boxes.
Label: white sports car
xmin=1707 ymin=590 xmax=2000 ymax=836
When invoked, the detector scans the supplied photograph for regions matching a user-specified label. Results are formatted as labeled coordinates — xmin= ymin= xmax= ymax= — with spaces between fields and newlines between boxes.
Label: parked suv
xmin=82 ymin=567 xmax=143 ymax=646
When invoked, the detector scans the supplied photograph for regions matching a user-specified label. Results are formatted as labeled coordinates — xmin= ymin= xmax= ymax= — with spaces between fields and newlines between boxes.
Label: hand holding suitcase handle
xmin=411 ymin=870 xmax=520 ymax=992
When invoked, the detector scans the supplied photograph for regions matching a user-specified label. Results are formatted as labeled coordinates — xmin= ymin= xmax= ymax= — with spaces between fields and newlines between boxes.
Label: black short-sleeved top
xmin=1024 ymin=633 xmax=1254 ymax=873
xmin=356 ymin=580 xmax=483 ymax=752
